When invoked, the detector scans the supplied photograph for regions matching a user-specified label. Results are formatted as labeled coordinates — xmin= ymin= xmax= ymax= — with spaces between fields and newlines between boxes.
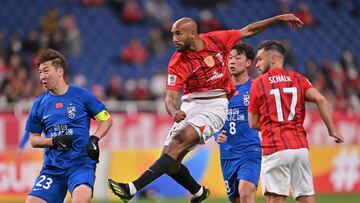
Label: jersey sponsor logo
xmin=207 ymin=71 xmax=224 ymax=81
xmin=66 ymin=106 xmax=76 ymax=119
xmin=204 ymin=55 xmax=215 ymax=67
xmin=167 ymin=74 xmax=177 ymax=86
xmin=242 ymin=92 xmax=250 ymax=106
xmin=227 ymin=107 xmax=246 ymax=122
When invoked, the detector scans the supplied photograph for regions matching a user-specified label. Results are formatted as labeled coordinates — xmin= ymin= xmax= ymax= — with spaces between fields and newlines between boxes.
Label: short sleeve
xmin=25 ymin=102 xmax=43 ymax=134
xmin=18 ymin=131 xmax=30 ymax=149
xmin=207 ymin=30 xmax=242 ymax=51
xmin=248 ymin=81 xmax=260 ymax=114
xmin=166 ymin=55 xmax=186 ymax=90
xmin=300 ymin=75 xmax=313 ymax=93
xmin=82 ymin=89 xmax=106 ymax=117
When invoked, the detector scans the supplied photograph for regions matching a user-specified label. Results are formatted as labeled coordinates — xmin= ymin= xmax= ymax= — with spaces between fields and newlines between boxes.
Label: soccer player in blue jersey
xmin=25 ymin=49 xmax=113 ymax=203
xmin=214 ymin=43 xmax=261 ymax=203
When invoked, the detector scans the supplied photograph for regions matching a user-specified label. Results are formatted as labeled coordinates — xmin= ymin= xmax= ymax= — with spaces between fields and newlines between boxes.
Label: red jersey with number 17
xmin=166 ymin=30 xmax=241 ymax=100
xmin=248 ymin=68 xmax=313 ymax=155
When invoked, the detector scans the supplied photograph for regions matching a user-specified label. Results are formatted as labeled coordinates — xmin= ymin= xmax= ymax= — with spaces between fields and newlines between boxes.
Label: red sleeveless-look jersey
xmin=166 ymin=30 xmax=241 ymax=99
xmin=248 ymin=68 xmax=313 ymax=155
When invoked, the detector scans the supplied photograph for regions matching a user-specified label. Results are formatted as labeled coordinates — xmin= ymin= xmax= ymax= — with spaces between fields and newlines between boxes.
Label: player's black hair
xmin=231 ymin=42 xmax=255 ymax=60
xmin=257 ymin=40 xmax=286 ymax=56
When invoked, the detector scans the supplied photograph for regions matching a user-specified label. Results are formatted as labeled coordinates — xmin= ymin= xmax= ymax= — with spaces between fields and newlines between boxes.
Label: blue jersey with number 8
xmin=214 ymin=79 xmax=260 ymax=159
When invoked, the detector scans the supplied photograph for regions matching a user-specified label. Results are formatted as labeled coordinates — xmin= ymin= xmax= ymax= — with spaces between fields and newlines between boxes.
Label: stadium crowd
xmin=0 ymin=0 xmax=358 ymax=112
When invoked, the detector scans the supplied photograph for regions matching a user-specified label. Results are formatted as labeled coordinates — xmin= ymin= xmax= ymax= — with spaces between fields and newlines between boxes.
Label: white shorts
xmin=260 ymin=148 xmax=315 ymax=199
xmin=164 ymin=98 xmax=228 ymax=149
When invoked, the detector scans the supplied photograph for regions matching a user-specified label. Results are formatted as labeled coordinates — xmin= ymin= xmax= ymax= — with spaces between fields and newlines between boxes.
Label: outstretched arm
xmin=305 ymin=87 xmax=344 ymax=143
xmin=240 ymin=13 xmax=303 ymax=38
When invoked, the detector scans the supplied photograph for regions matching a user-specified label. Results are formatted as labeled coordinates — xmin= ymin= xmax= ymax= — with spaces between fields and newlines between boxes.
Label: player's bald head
xmin=171 ymin=17 xmax=198 ymax=34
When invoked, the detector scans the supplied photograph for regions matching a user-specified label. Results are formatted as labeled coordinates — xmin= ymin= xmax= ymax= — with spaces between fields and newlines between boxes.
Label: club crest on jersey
xmin=204 ymin=56 xmax=215 ymax=67
xmin=242 ymin=92 xmax=250 ymax=106
xmin=66 ymin=106 xmax=76 ymax=119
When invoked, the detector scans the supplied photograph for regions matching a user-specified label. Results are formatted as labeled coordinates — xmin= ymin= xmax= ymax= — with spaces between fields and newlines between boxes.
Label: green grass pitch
xmin=94 ymin=194 xmax=360 ymax=203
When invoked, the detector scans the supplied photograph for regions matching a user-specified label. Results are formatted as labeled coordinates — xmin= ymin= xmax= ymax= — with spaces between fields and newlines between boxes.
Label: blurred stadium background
xmin=0 ymin=0 xmax=359 ymax=202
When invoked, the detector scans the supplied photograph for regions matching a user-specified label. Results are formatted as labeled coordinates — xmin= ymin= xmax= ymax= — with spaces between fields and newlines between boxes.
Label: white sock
xmin=193 ymin=186 xmax=204 ymax=197
xmin=128 ymin=182 xmax=137 ymax=196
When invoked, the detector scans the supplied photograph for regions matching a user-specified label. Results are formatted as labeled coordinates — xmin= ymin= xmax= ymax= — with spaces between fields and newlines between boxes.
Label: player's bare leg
xmin=26 ymin=195 xmax=47 ymax=203
xmin=165 ymin=124 xmax=199 ymax=159
xmin=235 ymin=180 xmax=256 ymax=203
xmin=165 ymin=124 xmax=210 ymax=202
xmin=72 ymin=184 xmax=92 ymax=203
xmin=163 ymin=125 xmax=210 ymax=202
xmin=108 ymin=124 xmax=210 ymax=202
xmin=296 ymin=195 xmax=315 ymax=203
xmin=264 ymin=193 xmax=287 ymax=203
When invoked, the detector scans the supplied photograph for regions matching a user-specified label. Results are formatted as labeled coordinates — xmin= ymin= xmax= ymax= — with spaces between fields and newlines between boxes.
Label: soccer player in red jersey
xmin=248 ymin=40 xmax=344 ymax=203
xmin=108 ymin=15 xmax=303 ymax=203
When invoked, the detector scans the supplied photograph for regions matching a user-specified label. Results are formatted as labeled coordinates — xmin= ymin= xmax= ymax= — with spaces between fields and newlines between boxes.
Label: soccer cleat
xmin=107 ymin=179 xmax=134 ymax=202
xmin=190 ymin=186 xmax=210 ymax=203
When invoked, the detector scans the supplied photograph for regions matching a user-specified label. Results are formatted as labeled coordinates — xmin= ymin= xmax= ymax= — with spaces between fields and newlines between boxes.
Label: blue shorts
xmin=29 ymin=163 xmax=96 ymax=203
xmin=220 ymin=149 xmax=261 ymax=201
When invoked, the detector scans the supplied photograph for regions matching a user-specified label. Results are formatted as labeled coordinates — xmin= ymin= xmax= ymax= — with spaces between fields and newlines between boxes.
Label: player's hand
xmin=277 ymin=13 xmax=304 ymax=28
xmin=87 ymin=135 xmax=100 ymax=161
xmin=173 ymin=110 xmax=186 ymax=123
xmin=216 ymin=130 xmax=227 ymax=144
xmin=52 ymin=134 xmax=73 ymax=151
xmin=329 ymin=132 xmax=344 ymax=144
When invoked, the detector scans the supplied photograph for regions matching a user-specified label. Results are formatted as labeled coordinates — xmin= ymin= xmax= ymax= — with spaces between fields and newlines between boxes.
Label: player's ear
xmin=190 ymin=30 xmax=197 ymax=37
xmin=58 ymin=67 xmax=65 ymax=78
xmin=246 ymin=59 xmax=252 ymax=67
xmin=271 ymin=54 xmax=277 ymax=65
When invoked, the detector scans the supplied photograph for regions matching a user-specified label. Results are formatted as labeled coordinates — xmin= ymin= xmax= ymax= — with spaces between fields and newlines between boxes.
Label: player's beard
xmin=261 ymin=64 xmax=271 ymax=74
xmin=176 ymin=39 xmax=191 ymax=52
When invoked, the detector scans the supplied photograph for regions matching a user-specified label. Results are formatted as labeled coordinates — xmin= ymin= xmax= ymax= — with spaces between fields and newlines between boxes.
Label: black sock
xmin=133 ymin=153 xmax=176 ymax=191
xmin=168 ymin=164 xmax=202 ymax=195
